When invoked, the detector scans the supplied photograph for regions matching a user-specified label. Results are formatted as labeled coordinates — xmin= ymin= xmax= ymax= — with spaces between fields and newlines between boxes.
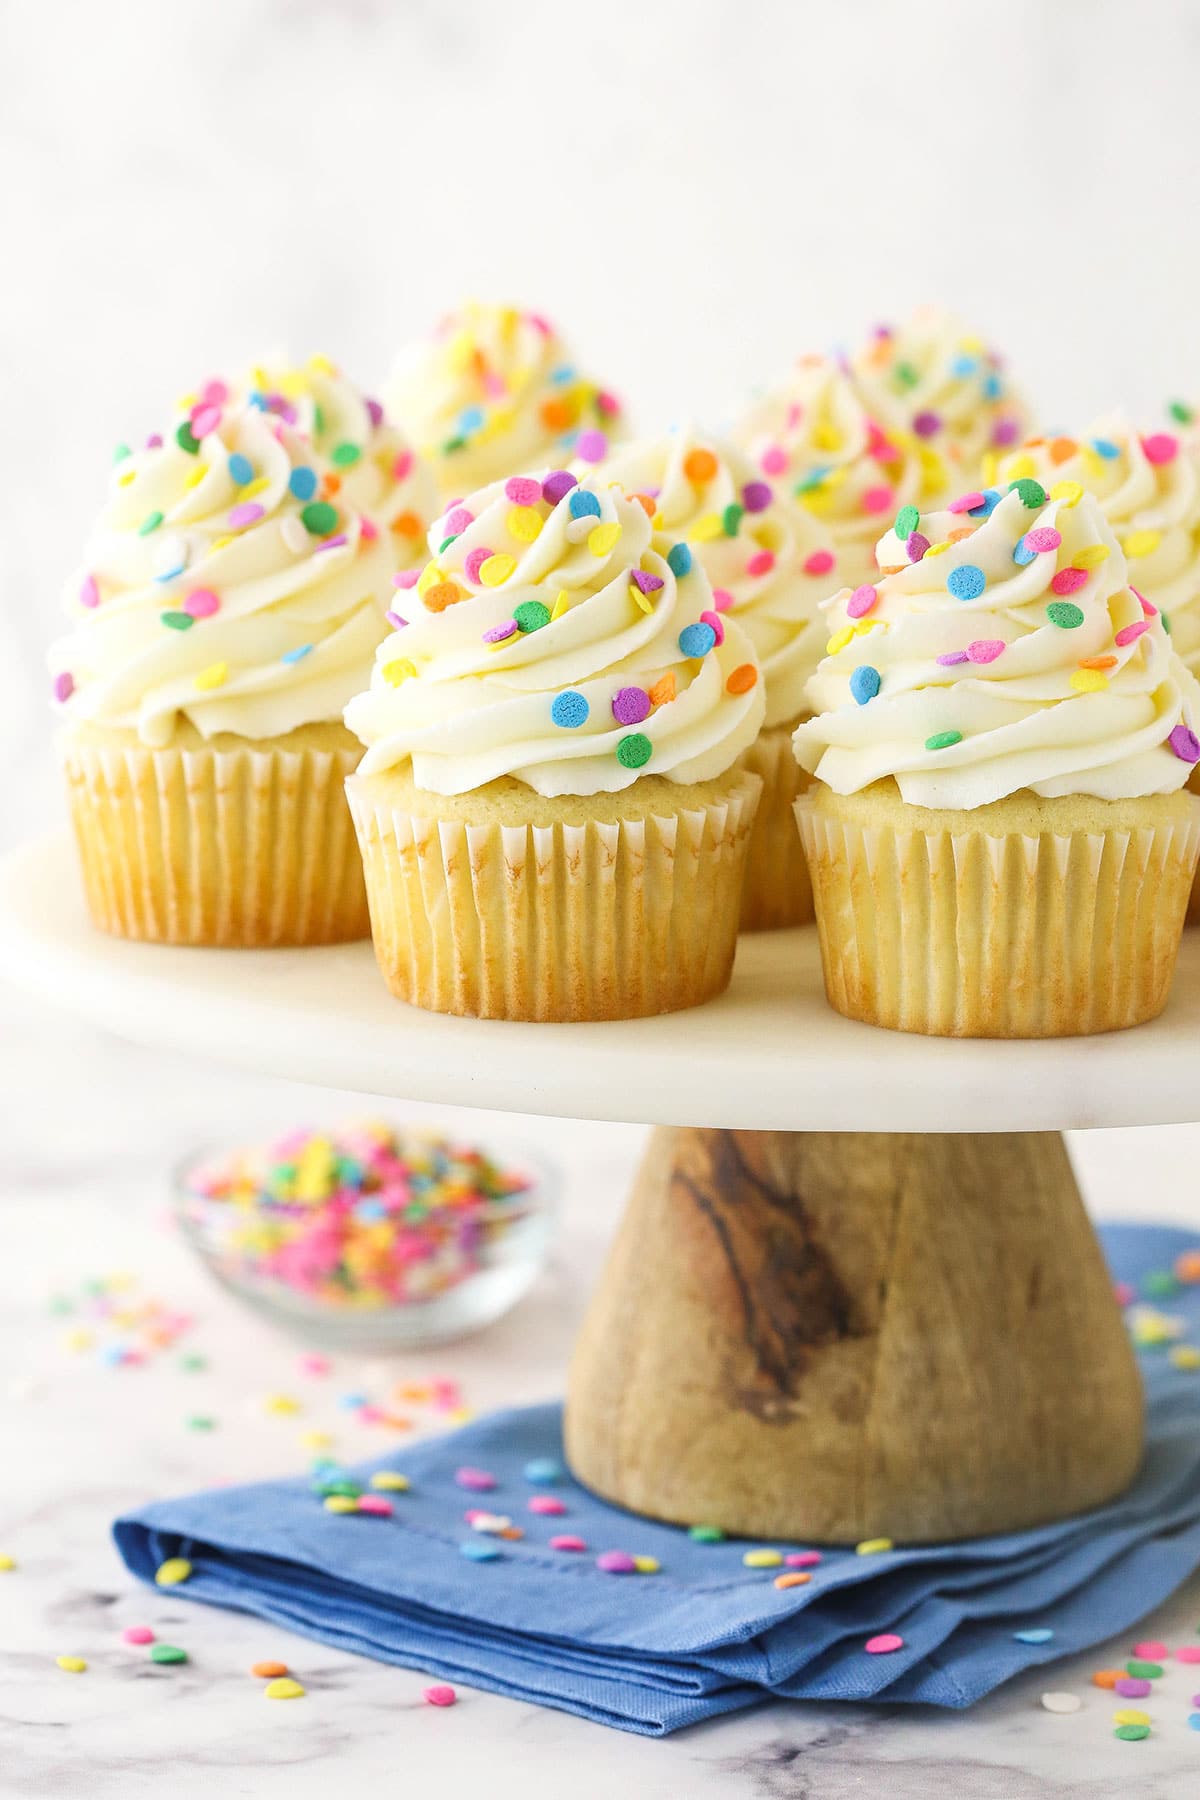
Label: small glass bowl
xmin=172 ymin=1125 xmax=557 ymax=1351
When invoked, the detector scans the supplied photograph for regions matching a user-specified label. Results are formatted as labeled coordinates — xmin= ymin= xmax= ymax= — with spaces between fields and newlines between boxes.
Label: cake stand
xmin=4 ymin=829 xmax=1196 ymax=1546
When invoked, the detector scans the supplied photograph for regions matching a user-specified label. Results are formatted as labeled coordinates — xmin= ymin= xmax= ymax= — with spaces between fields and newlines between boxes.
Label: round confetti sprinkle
xmin=1114 ymin=1677 xmax=1151 ymax=1698
xmin=1114 ymin=620 xmax=1150 ymax=647
xmin=576 ymin=429 xmax=607 ymax=463
xmin=528 ymin=1496 xmax=566 ymax=1516
xmin=514 ymin=600 xmax=551 ymax=633
xmin=1133 ymin=1640 xmax=1170 ymax=1660
xmin=803 ymin=549 xmax=835 ymax=577
xmin=1040 ymin=1692 xmax=1081 ymax=1714
xmin=679 ymin=622 xmax=717 ymax=658
xmin=616 ymin=733 xmax=653 ymax=769
xmin=289 ymin=467 xmax=317 ymax=501
xmin=1189 ymin=1712 xmax=1200 ymax=1730
xmin=596 ymin=1551 xmax=636 ymax=1574
xmin=1176 ymin=1646 xmax=1200 ymax=1664
xmin=588 ymin=522 xmax=622 ymax=558
xmin=1113 ymin=1708 xmax=1152 ymax=1727
xmin=855 ymin=1538 xmax=893 ymax=1556
xmin=1125 ymin=1659 xmax=1164 ymax=1680
xmin=301 ymin=501 xmax=338 ymax=537
xmin=1169 ymin=724 xmax=1200 ymax=763
xmin=424 ymin=1684 xmax=457 ymax=1707
xmin=925 ymin=731 xmax=963 ymax=751
xmin=184 ymin=588 xmax=220 ymax=620
xmin=1047 ymin=601 xmax=1085 ymax=629
xmin=460 ymin=1540 xmax=501 ymax=1562
xmin=667 ymin=542 xmax=692 ymax=578
xmin=743 ymin=1549 xmax=783 ymax=1569
xmin=785 ymin=1551 xmax=822 ymax=1568
xmin=228 ymin=453 xmax=254 ymax=486
xmin=949 ymin=491 xmax=986 ymax=515
xmin=774 ymin=1573 xmax=811 ymax=1590
xmin=865 ymin=1634 xmax=904 ymax=1655
xmin=568 ymin=488 xmax=601 ymax=521
xmin=907 ymin=532 xmax=930 ymax=562
xmin=56 ymin=1656 xmax=87 ymax=1673
xmin=139 ymin=510 xmax=164 ymax=536
xmin=689 ymin=1525 xmax=725 ymax=1543
xmin=228 ymin=501 xmax=265 ymax=531
xmin=265 ymin=1677 xmax=305 ymax=1699
xmin=482 ymin=621 xmax=518 ymax=645
xmin=543 ymin=470 xmax=577 ymax=505
xmin=1114 ymin=1724 xmax=1150 ymax=1741
xmin=847 ymin=584 xmax=878 ymax=619
xmin=612 ymin=686 xmax=651 ymax=726
xmin=549 ymin=1534 xmax=587 ymax=1552
xmin=742 ymin=480 xmax=772 ymax=514
xmin=155 ymin=1557 xmax=192 ymax=1587
xmin=150 ymin=1644 xmax=188 ymax=1665
xmin=1143 ymin=432 xmax=1179 ymax=465
xmin=252 ymin=1660 xmax=290 ymax=1678
xmin=480 ymin=553 xmax=517 ymax=586
xmin=849 ymin=665 xmax=881 ymax=705
xmin=456 ymin=1467 xmax=496 ymax=1492
xmin=1013 ymin=1628 xmax=1054 ymax=1645
xmin=505 ymin=477 xmax=542 ymax=506
xmin=551 ymin=690 xmax=589 ymax=729
xmin=357 ymin=1495 xmax=393 ymax=1517
xmin=726 ymin=663 xmax=758 ymax=695
xmin=123 ymin=1627 xmax=155 ymax=1646
xmin=633 ymin=1556 xmax=660 ymax=1574
xmin=1010 ymin=478 xmax=1047 ymax=508
xmin=895 ymin=504 xmax=920 ymax=539
xmin=967 ymin=639 xmax=1005 ymax=664
xmin=1024 ymin=526 xmax=1062 ymax=554
xmin=947 ymin=564 xmax=986 ymax=601
xmin=508 ymin=505 xmax=543 ymax=543
xmin=1050 ymin=568 xmax=1088 ymax=596
xmin=684 ymin=447 xmax=718 ymax=483
xmin=1092 ymin=1669 xmax=1123 ymax=1689
xmin=53 ymin=671 xmax=75 ymax=703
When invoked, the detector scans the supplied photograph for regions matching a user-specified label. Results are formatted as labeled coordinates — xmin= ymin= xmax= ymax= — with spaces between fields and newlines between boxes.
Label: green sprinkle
xmin=1144 ymin=1271 xmax=1179 ymax=1297
xmin=179 ymin=1354 xmax=207 ymax=1373
xmin=438 ymin=535 xmax=458 ymax=554
xmin=721 ymin=503 xmax=744 ymax=537
xmin=138 ymin=511 xmax=164 ymax=537
xmin=894 ymin=360 xmax=920 ymax=390
xmin=113 ymin=442 xmax=132 ymax=464
xmin=616 ymin=732 xmax=653 ymax=769
xmin=1169 ymin=400 xmax=1195 ymax=426
xmin=161 ymin=611 xmax=194 ymax=631
xmin=187 ymin=1415 xmax=216 ymax=1432
xmin=1114 ymin=1723 xmax=1150 ymax=1741
xmin=1126 ymin=1658 xmax=1164 ymax=1680
xmin=175 ymin=422 xmax=201 ymax=455
xmin=1163 ymin=611 xmax=1172 ymax=634
xmin=1009 ymin=478 xmax=1047 ymax=508
xmin=895 ymin=504 xmax=920 ymax=538
xmin=442 ymin=434 xmax=467 ymax=455
xmin=1047 ymin=601 xmax=1084 ymax=629
xmin=331 ymin=442 xmax=361 ymax=467
xmin=300 ymin=500 xmax=338 ymax=537
xmin=793 ymin=469 xmax=827 ymax=496
xmin=149 ymin=1644 xmax=188 ymax=1665
xmin=513 ymin=600 xmax=552 ymax=634
xmin=925 ymin=730 xmax=963 ymax=752
xmin=313 ymin=1480 xmax=362 ymax=1499
xmin=688 ymin=1524 xmax=725 ymax=1543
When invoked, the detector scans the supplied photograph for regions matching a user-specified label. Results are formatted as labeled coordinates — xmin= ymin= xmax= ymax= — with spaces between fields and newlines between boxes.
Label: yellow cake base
xmin=347 ymin=765 xmax=762 ymax=1021
xmin=736 ymin=719 xmax=814 ymax=932
xmin=797 ymin=781 xmax=1200 ymax=1038
xmin=60 ymin=721 xmax=369 ymax=947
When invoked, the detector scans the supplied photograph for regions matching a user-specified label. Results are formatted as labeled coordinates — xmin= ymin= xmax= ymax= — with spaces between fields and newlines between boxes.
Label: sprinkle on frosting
xmin=852 ymin=306 xmax=1031 ymax=472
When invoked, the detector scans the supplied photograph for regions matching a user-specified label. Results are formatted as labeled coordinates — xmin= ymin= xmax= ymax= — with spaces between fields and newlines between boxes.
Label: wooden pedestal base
xmin=565 ymin=1128 xmax=1144 ymax=1544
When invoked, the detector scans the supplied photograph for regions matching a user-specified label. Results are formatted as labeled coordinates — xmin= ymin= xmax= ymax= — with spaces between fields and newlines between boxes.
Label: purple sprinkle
xmin=315 ymin=533 xmax=348 ymax=552
xmin=630 ymin=569 xmax=664 ymax=595
xmin=80 ymin=575 xmax=100 ymax=609
xmin=575 ymin=429 xmax=607 ymax=464
xmin=993 ymin=417 xmax=1021 ymax=447
xmin=385 ymin=611 xmax=409 ymax=630
xmin=936 ymin=651 xmax=970 ymax=666
xmin=595 ymin=1551 xmax=636 ymax=1574
xmin=483 ymin=620 xmax=518 ymax=644
xmin=542 ymin=470 xmax=578 ymax=505
xmin=53 ymin=671 xmax=75 ymax=703
xmin=741 ymin=480 xmax=773 ymax=514
xmin=365 ymin=397 xmax=384 ymax=427
xmin=146 ymin=433 xmax=163 ymax=449
xmin=455 ymin=1467 xmax=497 ymax=1492
xmin=612 ymin=686 xmax=651 ymax=726
xmin=228 ymin=501 xmax=265 ymax=530
xmin=1114 ymin=1678 xmax=1152 ymax=1699
xmin=913 ymin=410 xmax=942 ymax=439
xmin=1169 ymin=723 xmax=1200 ymax=764
xmin=394 ymin=570 xmax=420 ymax=589
xmin=907 ymin=531 xmax=930 ymax=562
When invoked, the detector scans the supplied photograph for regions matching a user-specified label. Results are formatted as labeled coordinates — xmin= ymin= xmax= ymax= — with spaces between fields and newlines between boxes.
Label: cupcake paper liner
xmin=347 ymin=769 xmax=761 ymax=1022
xmin=61 ymin=734 xmax=369 ymax=947
xmin=796 ymin=791 xmax=1200 ymax=1038
xmin=736 ymin=721 xmax=814 ymax=932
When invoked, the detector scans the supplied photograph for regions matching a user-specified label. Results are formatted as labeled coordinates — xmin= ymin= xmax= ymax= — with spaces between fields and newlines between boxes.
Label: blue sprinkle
xmin=1189 ymin=1713 xmax=1200 ymax=1731
xmin=678 ymin=620 xmax=715 ymax=657
xmin=247 ymin=391 xmax=269 ymax=411
xmin=1091 ymin=437 xmax=1120 ymax=460
xmin=281 ymin=644 xmax=313 ymax=664
xmin=667 ymin=542 xmax=693 ymax=578
xmin=947 ymin=563 xmax=986 ymax=601
xmin=1012 ymin=1628 xmax=1054 ymax=1645
xmin=568 ymin=488 xmax=602 ymax=521
xmin=551 ymin=690 xmax=589 ymax=730
xmin=524 ymin=1457 xmax=564 ymax=1484
xmin=951 ymin=353 xmax=979 ymax=378
xmin=1012 ymin=536 xmax=1037 ymax=566
xmin=460 ymin=1540 xmax=502 ymax=1562
xmin=228 ymin=452 xmax=255 ymax=486
xmin=982 ymin=373 xmax=1003 ymax=400
xmin=99 ymin=1345 xmax=126 ymax=1366
xmin=458 ymin=405 xmax=485 ymax=435
xmin=793 ymin=466 xmax=830 ymax=494
xmin=354 ymin=1199 xmax=389 ymax=1223
xmin=849 ymin=664 xmax=881 ymax=705
xmin=548 ymin=364 xmax=577 ymax=386
xmin=289 ymin=466 xmax=318 ymax=501
xmin=338 ymin=1391 xmax=368 ymax=1410
xmin=154 ymin=556 xmax=188 ymax=584
xmin=967 ymin=487 xmax=1002 ymax=519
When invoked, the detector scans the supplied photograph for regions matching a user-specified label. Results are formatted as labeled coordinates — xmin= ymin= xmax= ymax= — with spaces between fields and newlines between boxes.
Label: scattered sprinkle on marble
xmin=1040 ymin=1691 xmax=1081 ymax=1714
xmin=423 ymin=1683 xmax=457 ymax=1707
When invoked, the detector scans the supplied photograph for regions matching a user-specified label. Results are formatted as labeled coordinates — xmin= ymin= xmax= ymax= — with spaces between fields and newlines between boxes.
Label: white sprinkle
xmin=1040 ymin=1691 xmax=1082 ymax=1714
xmin=280 ymin=517 xmax=309 ymax=555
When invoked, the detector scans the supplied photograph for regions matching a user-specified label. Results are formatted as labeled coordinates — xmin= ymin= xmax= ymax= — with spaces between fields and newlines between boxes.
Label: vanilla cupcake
xmin=852 ymin=305 xmax=1030 ymax=481
xmin=794 ymin=480 xmax=1200 ymax=1036
xmin=50 ymin=397 xmax=403 ymax=946
xmin=601 ymin=425 xmax=837 ymax=929
xmin=385 ymin=302 xmax=624 ymax=499
xmin=344 ymin=469 xmax=764 ymax=1020
xmin=735 ymin=353 xmax=943 ymax=595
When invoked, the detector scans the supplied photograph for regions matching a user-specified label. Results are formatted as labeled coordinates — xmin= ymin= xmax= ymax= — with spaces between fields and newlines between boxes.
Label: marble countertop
xmin=3 ymin=984 xmax=1200 ymax=1799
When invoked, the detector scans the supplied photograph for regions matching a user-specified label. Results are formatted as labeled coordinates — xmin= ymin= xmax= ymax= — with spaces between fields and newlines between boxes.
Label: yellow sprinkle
xmin=117 ymin=467 xmax=137 ymax=487
xmin=1003 ymin=452 xmax=1037 ymax=482
xmin=240 ymin=476 xmax=270 ymax=501
xmin=690 ymin=512 xmax=724 ymax=542
xmin=155 ymin=1557 xmax=192 ymax=1587
xmin=56 ymin=1656 xmax=87 ymax=1674
xmin=1050 ymin=480 xmax=1083 ymax=507
xmin=300 ymin=1430 xmax=334 ymax=1450
xmin=853 ymin=619 xmax=881 ymax=637
xmin=480 ymin=553 xmax=517 ymax=586
xmin=550 ymin=590 xmax=570 ymax=621
xmin=826 ymin=625 xmax=855 ymax=656
xmin=382 ymin=657 xmax=416 ymax=687
xmin=629 ymin=581 xmax=655 ymax=614
xmin=812 ymin=422 xmax=843 ymax=453
xmin=417 ymin=562 xmax=443 ymax=598
xmin=742 ymin=1548 xmax=783 ymax=1569
xmin=1122 ymin=529 xmax=1161 ymax=559
xmin=1113 ymin=1708 xmax=1152 ymax=1727
xmin=856 ymin=1538 xmax=893 ymax=1556
xmin=1070 ymin=668 xmax=1109 ymax=694
xmin=265 ymin=1677 xmax=306 ymax=1699
xmin=1169 ymin=1344 xmax=1200 ymax=1370
xmin=445 ymin=1407 xmax=475 ymax=1425
xmin=1074 ymin=544 xmax=1111 ymax=569
xmin=307 ymin=352 xmax=336 ymax=376
xmin=324 ymin=1495 xmax=358 ymax=1515
xmin=194 ymin=662 xmax=228 ymax=692
xmin=185 ymin=465 xmax=208 ymax=490
xmin=587 ymin=522 xmax=622 ymax=558
xmin=212 ymin=534 xmax=234 ymax=550
xmin=370 ymin=1472 xmax=410 ymax=1492
xmin=0 ymin=1554 xmax=15 ymax=1571
xmin=924 ymin=540 xmax=951 ymax=557
xmin=64 ymin=1328 xmax=94 ymax=1352
xmin=633 ymin=1555 xmax=660 ymax=1574
xmin=264 ymin=1394 xmax=301 ymax=1415
xmin=1080 ymin=446 xmax=1111 ymax=482
xmin=506 ymin=505 xmax=542 ymax=543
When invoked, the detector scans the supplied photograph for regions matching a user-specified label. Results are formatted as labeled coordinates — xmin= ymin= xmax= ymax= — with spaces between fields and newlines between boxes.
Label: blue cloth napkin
xmin=113 ymin=1223 xmax=1200 ymax=1735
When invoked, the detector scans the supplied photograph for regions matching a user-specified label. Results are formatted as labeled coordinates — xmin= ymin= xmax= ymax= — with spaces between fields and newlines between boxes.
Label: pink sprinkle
xmin=392 ymin=449 xmax=414 ymax=481
xmin=80 ymin=574 xmax=100 ymax=609
xmin=1133 ymin=1640 xmax=1170 ymax=1660
xmin=1142 ymin=433 xmax=1179 ymax=466
xmin=1050 ymin=567 xmax=1088 ymax=596
xmin=122 ymin=1626 xmax=155 ymax=1645
xmin=596 ymin=390 xmax=621 ymax=418
xmin=596 ymin=1551 xmax=636 ymax=1574
xmin=937 ymin=651 xmax=970 ymax=666
xmin=1135 ymin=588 xmax=1158 ymax=616
xmin=464 ymin=547 xmax=492 ymax=584
xmin=394 ymin=570 xmax=420 ymax=589
xmin=1114 ymin=620 xmax=1150 ymax=647
xmin=300 ymin=1354 xmax=329 ymax=1376
xmin=358 ymin=1404 xmax=385 ymax=1424
xmin=385 ymin=611 xmax=408 ymax=630
xmin=967 ymin=639 xmax=1006 ymax=664
xmin=146 ymin=433 xmax=163 ymax=449
xmin=861 ymin=485 xmax=893 ymax=515
xmin=948 ymin=491 xmax=986 ymax=515
xmin=1024 ymin=526 xmax=1062 ymax=554
xmin=228 ymin=501 xmax=265 ymax=530
xmin=993 ymin=417 xmax=1021 ymax=448
xmin=761 ymin=445 xmax=788 ymax=477
xmin=907 ymin=532 xmax=930 ymax=562
xmin=550 ymin=1535 xmax=587 ymax=1552
xmin=455 ymin=1467 xmax=496 ymax=1492
xmin=746 ymin=550 xmax=775 ymax=577
xmin=700 ymin=609 xmax=726 ymax=646
xmin=710 ymin=587 xmax=735 ymax=612
xmin=803 ymin=549 xmax=835 ymax=577
xmin=361 ymin=517 xmax=378 ymax=542
xmin=357 ymin=1495 xmax=393 ymax=1517
xmin=53 ymin=671 xmax=75 ymax=703
xmin=423 ymin=1684 xmax=457 ymax=1707
xmin=184 ymin=588 xmax=220 ymax=619
xmin=444 ymin=507 xmax=474 ymax=536
xmin=847 ymin=585 xmax=877 ymax=619
xmin=504 ymin=477 xmax=541 ymax=506
xmin=482 ymin=620 xmax=518 ymax=644
xmin=575 ymin=429 xmax=607 ymax=464
xmin=315 ymin=533 xmax=347 ymax=552
xmin=201 ymin=379 xmax=229 ymax=406
xmin=1114 ymin=1281 xmax=1135 ymax=1305
xmin=1114 ymin=1677 xmax=1152 ymax=1698
xmin=1176 ymin=1646 xmax=1200 ymax=1664
xmin=528 ymin=1496 xmax=566 ymax=1516
xmin=190 ymin=404 xmax=222 ymax=438
xmin=784 ymin=1551 xmax=822 ymax=1568
xmin=366 ymin=398 xmax=384 ymax=428
xmin=865 ymin=1633 xmax=904 ymax=1655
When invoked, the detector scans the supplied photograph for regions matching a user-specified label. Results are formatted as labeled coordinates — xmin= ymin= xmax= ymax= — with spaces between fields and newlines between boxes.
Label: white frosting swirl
xmin=345 ymin=469 xmax=765 ymax=797
xmin=852 ymin=306 xmax=1030 ymax=474
xmin=384 ymin=303 xmax=624 ymax=496
xmin=995 ymin=418 xmax=1200 ymax=672
xmin=51 ymin=403 xmax=398 ymax=746
xmin=734 ymin=355 xmax=942 ymax=592
xmin=598 ymin=426 xmax=837 ymax=727
xmin=794 ymin=483 xmax=1200 ymax=807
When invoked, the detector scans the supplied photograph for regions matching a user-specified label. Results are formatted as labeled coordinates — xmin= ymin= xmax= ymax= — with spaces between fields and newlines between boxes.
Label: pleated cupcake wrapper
xmin=736 ymin=723 xmax=814 ymax=932
xmin=796 ymin=794 xmax=1200 ymax=1038
xmin=347 ymin=770 xmax=762 ymax=1021
xmin=61 ymin=735 xmax=370 ymax=947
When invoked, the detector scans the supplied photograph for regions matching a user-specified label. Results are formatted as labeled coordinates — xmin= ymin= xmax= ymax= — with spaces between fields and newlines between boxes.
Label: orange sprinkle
xmin=251 ymin=1660 xmax=290 ymax=1679
xmin=726 ymin=663 xmax=758 ymax=695
xmin=648 ymin=673 xmax=677 ymax=707
xmin=1175 ymin=1250 xmax=1200 ymax=1284
xmin=774 ymin=1572 xmax=811 ymax=1590
xmin=1050 ymin=436 xmax=1078 ymax=464
xmin=1092 ymin=1669 xmax=1122 ymax=1689
xmin=323 ymin=472 xmax=341 ymax=496
xmin=1080 ymin=655 xmax=1118 ymax=671
xmin=947 ymin=527 xmax=975 ymax=543
xmin=424 ymin=582 xmax=464 ymax=613
xmin=391 ymin=510 xmax=423 ymax=539
xmin=683 ymin=447 xmax=719 ymax=484
xmin=631 ymin=492 xmax=656 ymax=518
xmin=499 ymin=1526 xmax=525 ymax=1541
xmin=541 ymin=397 xmax=575 ymax=431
